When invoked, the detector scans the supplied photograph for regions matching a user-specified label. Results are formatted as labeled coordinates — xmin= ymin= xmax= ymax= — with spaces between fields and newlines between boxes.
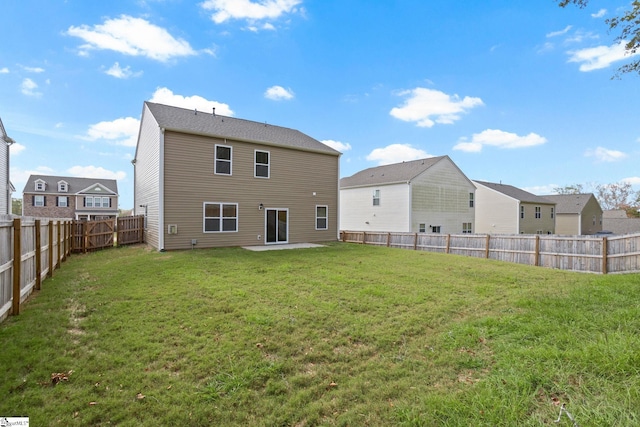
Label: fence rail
xmin=340 ymin=230 xmax=640 ymax=275
xmin=0 ymin=215 xmax=145 ymax=323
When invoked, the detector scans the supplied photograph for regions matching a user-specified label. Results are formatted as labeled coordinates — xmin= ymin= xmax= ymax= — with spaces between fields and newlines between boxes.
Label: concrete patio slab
xmin=242 ymin=243 xmax=325 ymax=251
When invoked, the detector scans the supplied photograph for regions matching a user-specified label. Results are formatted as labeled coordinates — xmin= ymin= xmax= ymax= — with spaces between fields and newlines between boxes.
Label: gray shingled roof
xmin=473 ymin=180 xmax=554 ymax=204
xmin=541 ymin=193 xmax=597 ymax=214
xmin=340 ymin=156 xmax=446 ymax=188
xmin=23 ymin=175 xmax=118 ymax=194
xmin=144 ymin=101 xmax=339 ymax=156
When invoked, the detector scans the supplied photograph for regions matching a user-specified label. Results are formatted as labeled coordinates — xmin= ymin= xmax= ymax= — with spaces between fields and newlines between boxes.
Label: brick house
xmin=23 ymin=175 xmax=119 ymax=219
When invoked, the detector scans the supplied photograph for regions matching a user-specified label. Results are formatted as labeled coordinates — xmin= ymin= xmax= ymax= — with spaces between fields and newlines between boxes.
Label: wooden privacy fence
xmin=0 ymin=215 xmax=145 ymax=323
xmin=340 ymin=231 xmax=640 ymax=275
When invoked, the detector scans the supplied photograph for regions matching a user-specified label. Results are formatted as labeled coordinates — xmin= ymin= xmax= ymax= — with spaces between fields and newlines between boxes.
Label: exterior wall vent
xmin=167 ymin=224 xmax=178 ymax=234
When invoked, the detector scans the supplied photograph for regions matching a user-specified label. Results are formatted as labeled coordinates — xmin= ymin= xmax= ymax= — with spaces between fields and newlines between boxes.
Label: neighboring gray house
xmin=23 ymin=175 xmax=119 ymax=220
xmin=603 ymin=210 xmax=640 ymax=235
xmin=474 ymin=180 xmax=556 ymax=235
xmin=133 ymin=101 xmax=340 ymax=251
xmin=542 ymin=193 xmax=603 ymax=235
xmin=340 ymin=156 xmax=476 ymax=234
xmin=0 ymin=116 xmax=15 ymax=215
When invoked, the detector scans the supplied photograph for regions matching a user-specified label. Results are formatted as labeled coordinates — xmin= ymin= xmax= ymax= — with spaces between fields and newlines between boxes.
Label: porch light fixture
xmin=259 ymin=203 xmax=264 ymax=210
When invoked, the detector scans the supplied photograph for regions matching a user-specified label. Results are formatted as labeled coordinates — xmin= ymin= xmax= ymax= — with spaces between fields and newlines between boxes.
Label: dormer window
xmin=58 ymin=181 xmax=68 ymax=192
xmin=35 ymin=180 xmax=46 ymax=191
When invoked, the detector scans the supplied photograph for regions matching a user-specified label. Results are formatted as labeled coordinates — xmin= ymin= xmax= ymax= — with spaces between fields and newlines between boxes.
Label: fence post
xmin=56 ymin=221 xmax=62 ymax=269
xmin=602 ymin=236 xmax=608 ymax=274
xmin=485 ymin=234 xmax=490 ymax=258
xmin=534 ymin=235 xmax=540 ymax=267
xmin=414 ymin=233 xmax=418 ymax=250
xmin=35 ymin=219 xmax=42 ymax=290
xmin=12 ymin=218 xmax=21 ymax=315
xmin=361 ymin=232 xmax=366 ymax=244
xmin=387 ymin=232 xmax=391 ymax=247
xmin=61 ymin=221 xmax=67 ymax=263
xmin=445 ymin=234 xmax=451 ymax=254
xmin=48 ymin=220 xmax=54 ymax=278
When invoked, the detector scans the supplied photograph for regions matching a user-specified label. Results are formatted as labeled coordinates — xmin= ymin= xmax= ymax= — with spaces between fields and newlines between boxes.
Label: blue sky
xmin=2 ymin=0 xmax=639 ymax=210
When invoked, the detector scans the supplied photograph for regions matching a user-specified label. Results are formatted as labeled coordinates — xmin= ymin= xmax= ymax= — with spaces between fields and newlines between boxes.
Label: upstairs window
xmin=419 ymin=223 xmax=426 ymax=233
xmin=255 ymin=150 xmax=270 ymax=178
xmin=34 ymin=195 xmax=45 ymax=207
xmin=551 ymin=207 xmax=555 ymax=219
xmin=35 ymin=180 xmax=45 ymax=191
xmin=58 ymin=181 xmax=68 ymax=192
xmin=520 ymin=206 xmax=525 ymax=219
xmin=469 ymin=193 xmax=474 ymax=208
xmin=373 ymin=189 xmax=380 ymax=206
xmin=535 ymin=206 xmax=541 ymax=219
xmin=463 ymin=222 xmax=472 ymax=234
xmin=316 ymin=205 xmax=328 ymax=230
xmin=85 ymin=196 xmax=94 ymax=208
xmin=215 ymin=144 xmax=232 ymax=175
xmin=57 ymin=197 xmax=68 ymax=207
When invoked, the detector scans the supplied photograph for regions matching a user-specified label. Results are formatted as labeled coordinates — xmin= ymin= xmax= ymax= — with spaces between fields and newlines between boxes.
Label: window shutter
xmin=67 ymin=197 xmax=70 ymax=207
xmin=56 ymin=197 xmax=59 ymax=207
xmin=43 ymin=197 xmax=46 ymax=206
xmin=83 ymin=198 xmax=86 ymax=207
xmin=109 ymin=198 xmax=112 ymax=208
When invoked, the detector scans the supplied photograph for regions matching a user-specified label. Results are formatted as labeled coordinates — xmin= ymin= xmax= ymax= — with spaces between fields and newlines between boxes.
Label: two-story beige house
xmin=340 ymin=156 xmax=476 ymax=234
xmin=22 ymin=175 xmax=119 ymax=220
xmin=132 ymin=101 xmax=340 ymax=250
xmin=542 ymin=193 xmax=603 ymax=235
xmin=473 ymin=180 xmax=555 ymax=234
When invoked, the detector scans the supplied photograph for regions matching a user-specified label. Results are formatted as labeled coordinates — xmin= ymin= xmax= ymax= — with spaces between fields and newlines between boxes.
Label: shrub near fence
xmin=340 ymin=231 xmax=640 ymax=274
xmin=0 ymin=215 xmax=145 ymax=323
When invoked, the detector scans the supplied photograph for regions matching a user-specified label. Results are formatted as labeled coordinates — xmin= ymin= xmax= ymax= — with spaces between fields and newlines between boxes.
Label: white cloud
xmin=67 ymin=165 xmax=127 ymax=181
xmin=390 ymin=87 xmax=483 ymax=128
xmin=10 ymin=166 xmax=55 ymax=191
xmin=22 ymin=66 xmax=45 ymax=73
xmin=591 ymin=9 xmax=606 ymax=18
xmin=264 ymin=85 xmax=294 ymax=100
xmin=84 ymin=117 xmax=141 ymax=147
xmin=546 ymin=25 xmax=572 ymax=38
xmin=366 ymin=143 xmax=432 ymax=165
xmin=0 ymin=67 xmax=9 ymax=74
xmin=9 ymin=143 xmax=26 ymax=155
xmin=67 ymin=15 xmax=196 ymax=62
xmin=453 ymin=129 xmax=547 ymax=153
xmin=522 ymin=184 xmax=558 ymax=195
xmin=568 ymin=41 xmax=640 ymax=71
xmin=150 ymin=87 xmax=234 ymax=116
xmin=105 ymin=62 xmax=143 ymax=79
xmin=201 ymin=0 xmax=302 ymax=25
xmin=585 ymin=146 xmax=628 ymax=162
xmin=321 ymin=140 xmax=351 ymax=152
xmin=21 ymin=78 xmax=41 ymax=97
xmin=622 ymin=176 xmax=640 ymax=185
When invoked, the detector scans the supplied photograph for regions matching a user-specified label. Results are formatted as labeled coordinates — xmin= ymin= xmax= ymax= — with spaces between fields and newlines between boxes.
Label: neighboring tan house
xmin=1 ymin=116 xmax=15 ymax=216
xmin=542 ymin=193 xmax=603 ymax=235
xmin=132 ymin=101 xmax=340 ymax=251
xmin=603 ymin=210 xmax=640 ymax=235
xmin=22 ymin=175 xmax=119 ymax=220
xmin=473 ymin=180 xmax=555 ymax=234
xmin=339 ymin=156 xmax=476 ymax=234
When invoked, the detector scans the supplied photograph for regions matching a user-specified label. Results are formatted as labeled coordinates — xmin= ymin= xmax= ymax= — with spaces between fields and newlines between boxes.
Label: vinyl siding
xmin=555 ymin=214 xmax=580 ymax=235
xmin=162 ymin=131 xmax=338 ymax=249
xmin=410 ymin=158 xmax=475 ymax=234
xmin=0 ymin=139 xmax=8 ymax=215
xmin=133 ymin=104 xmax=162 ymax=248
xmin=580 ymin=197 xmax=603 ymax=235
xmin=339 ymin=183 xmax=410 ymax=231
xmin=519 ymin=202 xmax=555 ymax=234
xmin=474 ymin=184 xmax=518 ymax=234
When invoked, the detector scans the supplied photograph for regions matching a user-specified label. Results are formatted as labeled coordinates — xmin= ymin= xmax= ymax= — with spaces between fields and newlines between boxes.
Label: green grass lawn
xmin=1 ymin=243 xmax=639 ymax=426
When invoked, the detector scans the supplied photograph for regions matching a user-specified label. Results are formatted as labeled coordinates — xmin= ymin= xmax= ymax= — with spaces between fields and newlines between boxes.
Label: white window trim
xmin=469 ymin=193 xmax=474 ymax=208
xmin=535 ymin=206 xmax=541 ymax=219
xmin=34 ymin=195 xmax=45 ymax=207
xmin=203 ymin=202 xmax=239 ymax=233
xmin=373 ymin=189 xmax=380 ymax=206
xmin=419 ymin=223 xmax=426 ymax=233
xmin=214 ymin=144 xmax=233 ymax=176
xmin=35 ymin=180 xmax=45 ymax=191
xmin=462 ymin=222 xmax=472 ymax=234
xmin=57 ymin=196 xmax=68 ymax=207
xmin=520 ymin=205 xmax=525 ymax=219
xmin=58 ymin=181 xmax=68 ymax=192
xmin=85 ymin=196 xmax=94 ymax=208
xmin=254 ymin=149 xmax=270 ymax=179
xmin=315 ymin=205 xmax=328 ymax=230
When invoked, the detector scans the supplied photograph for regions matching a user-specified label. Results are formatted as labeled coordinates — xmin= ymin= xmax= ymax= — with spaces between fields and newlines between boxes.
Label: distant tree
xmin=557 ymin=0 xmax=640 ymax=77
xmin=553 ymin=184 xmax=584 ymax=194
xmin=11 ymin=198 xmax=22 ymax=216
xmin=595 ymin=182 xmax=637 ymax=210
